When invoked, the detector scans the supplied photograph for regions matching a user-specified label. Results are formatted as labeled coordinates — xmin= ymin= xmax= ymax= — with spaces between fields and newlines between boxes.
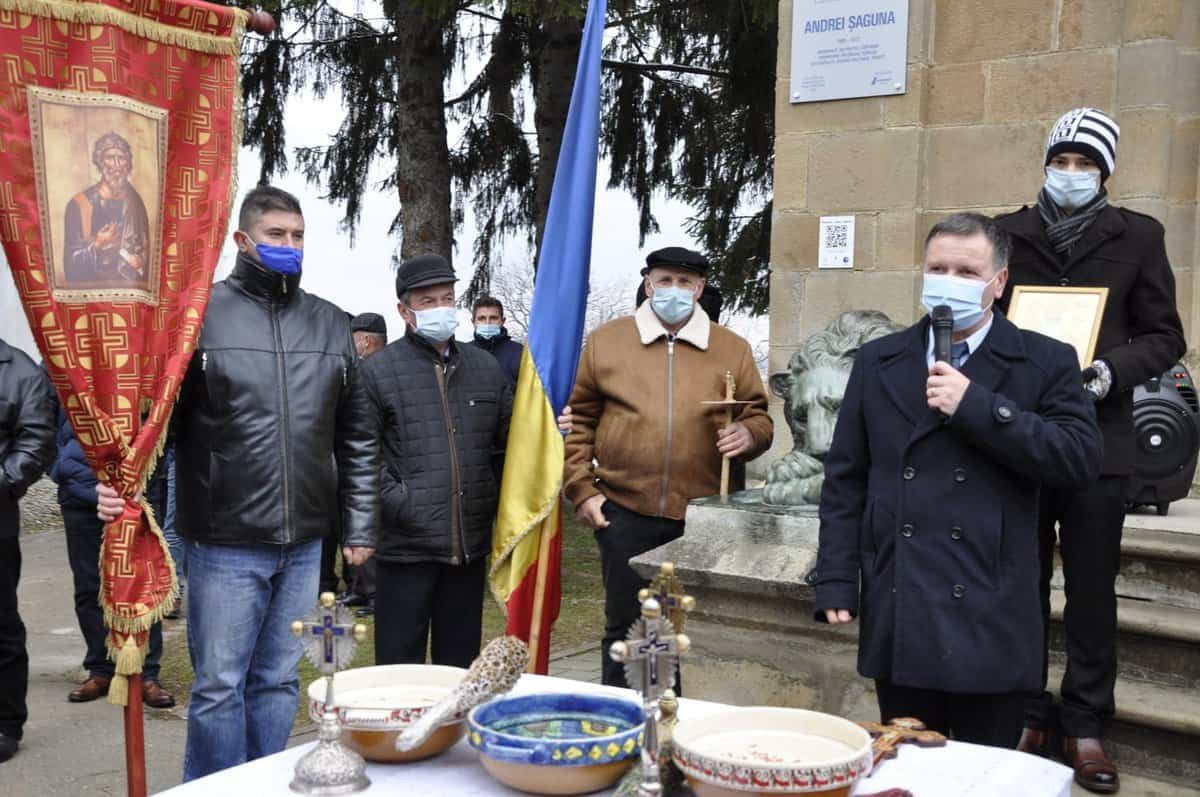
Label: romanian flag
xmin=489 ymin=0 xmax=606 ymax=674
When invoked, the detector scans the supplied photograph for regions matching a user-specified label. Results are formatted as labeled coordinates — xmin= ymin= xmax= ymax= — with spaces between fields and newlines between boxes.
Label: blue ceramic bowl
xmin=469 ymin=693 xmax=644 ymax=794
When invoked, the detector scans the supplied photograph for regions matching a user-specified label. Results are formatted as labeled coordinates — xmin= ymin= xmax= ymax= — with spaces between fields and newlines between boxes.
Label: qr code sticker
xmin=824 ymin=223 xmax=849 ymax=249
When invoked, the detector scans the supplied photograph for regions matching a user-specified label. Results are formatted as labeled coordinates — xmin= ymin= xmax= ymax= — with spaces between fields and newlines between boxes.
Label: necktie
xmin=951 ymin=341 xmax=970 ymax=369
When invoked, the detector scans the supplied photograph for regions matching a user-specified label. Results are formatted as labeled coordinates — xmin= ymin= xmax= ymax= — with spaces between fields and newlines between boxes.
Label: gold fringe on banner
xmin=0 ymin=0 xmax=246 ymax=55
xmin=107 ymin=635 xmax=147 ymax=707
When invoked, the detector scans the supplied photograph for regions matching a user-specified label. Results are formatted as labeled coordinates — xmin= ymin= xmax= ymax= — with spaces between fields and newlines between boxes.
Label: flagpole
xmin=124 ymin=672 xmax=147 ymax=797
xmin=525 ymin=508 xmax=558 ymax=672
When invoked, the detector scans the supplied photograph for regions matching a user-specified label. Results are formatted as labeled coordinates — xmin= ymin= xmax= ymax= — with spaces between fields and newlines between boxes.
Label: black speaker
xmin=1128 ymin=363 xmax=1200 ymax=516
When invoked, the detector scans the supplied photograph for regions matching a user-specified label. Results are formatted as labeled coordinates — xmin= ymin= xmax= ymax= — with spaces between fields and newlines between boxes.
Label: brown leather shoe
xmin=1016 ymin=727 xmax=1049 ymax=756
xmin=68 ymin=676 xmax=111 ymax=703
xmin=142 ymin=680 xmax=176 ymax=709
xmin=1064 ymin=737 xmax=1120 ymax=794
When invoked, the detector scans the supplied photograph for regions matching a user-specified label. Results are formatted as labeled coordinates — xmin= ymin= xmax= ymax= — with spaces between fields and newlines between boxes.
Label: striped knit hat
xmin=1045 ymin=108 xmax=1120 ymax=181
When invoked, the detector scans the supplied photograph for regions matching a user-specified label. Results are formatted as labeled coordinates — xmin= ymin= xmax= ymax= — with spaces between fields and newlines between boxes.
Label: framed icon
xmin=1008 ymin=285 xmax=1108 ymax=369
xmin=29 ymin=87 xmax=167 ymax=306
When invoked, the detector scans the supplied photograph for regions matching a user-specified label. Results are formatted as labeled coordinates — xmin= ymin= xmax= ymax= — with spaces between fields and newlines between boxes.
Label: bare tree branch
xmin=601 ymin=59 xmax=730 ymax=79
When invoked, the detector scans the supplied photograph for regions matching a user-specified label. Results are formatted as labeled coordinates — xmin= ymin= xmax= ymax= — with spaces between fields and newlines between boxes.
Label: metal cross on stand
xmin=858 ymin=717 xmax=947 ymax=770
xmin=288 ymin=592 xmax=370 ymax=795
xmin=638 ymin=561 xmax=695 ymax=636
xmin=700 ymin=370 xmax=753 ymax=503
xmin=611 ymin=597 xmax=692 ymax=797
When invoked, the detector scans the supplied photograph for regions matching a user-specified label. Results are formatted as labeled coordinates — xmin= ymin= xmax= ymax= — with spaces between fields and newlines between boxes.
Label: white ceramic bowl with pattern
xmin=305 ymin=664 xmax=467 ymax=762
xmin=671 ymin=707 xmax=873 ymax=796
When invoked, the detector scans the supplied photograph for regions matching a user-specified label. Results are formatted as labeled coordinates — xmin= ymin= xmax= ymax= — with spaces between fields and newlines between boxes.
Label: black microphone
xmin=932 ymin=304 xmax=954 ymax=365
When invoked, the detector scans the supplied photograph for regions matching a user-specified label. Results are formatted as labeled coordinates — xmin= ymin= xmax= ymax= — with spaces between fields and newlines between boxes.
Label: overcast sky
xmin=2 ymin=14 xmax=769 ymax=357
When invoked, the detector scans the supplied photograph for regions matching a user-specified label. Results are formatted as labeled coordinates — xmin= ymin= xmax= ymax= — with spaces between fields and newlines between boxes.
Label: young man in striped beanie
xmin=995 ymin=108 xmax=1186 ymax=794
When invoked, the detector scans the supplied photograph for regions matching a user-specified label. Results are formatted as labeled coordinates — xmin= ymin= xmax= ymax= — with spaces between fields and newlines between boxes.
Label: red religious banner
xmin=0 ymin=0 xmax=245 ymax=705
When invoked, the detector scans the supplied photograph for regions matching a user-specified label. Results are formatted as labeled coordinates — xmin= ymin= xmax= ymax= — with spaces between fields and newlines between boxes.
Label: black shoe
xmin=340 ymin=593 xmax=369 ymax=608
xmin=354 ymin=600 xmax=374 ymax=618
xmin=0 ymin=732 xmax=18 ymax=763
xmin=334 ymin=591 xmax=356 ymax=605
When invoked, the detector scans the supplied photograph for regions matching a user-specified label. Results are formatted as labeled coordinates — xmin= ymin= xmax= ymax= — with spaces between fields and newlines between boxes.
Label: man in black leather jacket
xmin=0 ymin=337 xmax=55 ymax=764
xmin=98 ymin=186 xmax=380 ymax=781
xmin=362 ymin=255 xmax=512 ymax=668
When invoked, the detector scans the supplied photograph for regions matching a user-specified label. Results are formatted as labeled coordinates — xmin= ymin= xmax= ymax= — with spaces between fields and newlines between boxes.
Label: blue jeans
xmin=161 ymin=447 xmax=185 ymax=587
xmin=182 ymin=539 xmax=321 ymax=781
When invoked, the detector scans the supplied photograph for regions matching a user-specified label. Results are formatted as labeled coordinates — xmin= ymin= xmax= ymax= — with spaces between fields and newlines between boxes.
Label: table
xmin=158 ymin=674 xmax=1073 ymax=796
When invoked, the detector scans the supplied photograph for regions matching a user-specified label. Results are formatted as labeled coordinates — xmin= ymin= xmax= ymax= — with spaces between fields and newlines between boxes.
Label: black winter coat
xmin=469 ymin=327 xmax=523 ymax=385
xmin=996 ymin=205 xmax=1186 ymax=475
xmin=174 ymin=256 xmax=380 ymax=547
xmin=0 ymin=339 xmax=54 ymax=538
xmin=362 ymin=333 xmax=513 ymax=565
xmin=812 ymin=315 xmax=1102 ymax=693
xmin=48 ymin=391 xmax=99 ymax=510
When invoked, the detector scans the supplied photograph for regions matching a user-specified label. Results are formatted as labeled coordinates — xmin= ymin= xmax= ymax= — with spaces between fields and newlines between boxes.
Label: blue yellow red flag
xmin=489 ymin=0 xmax=606 ymax=674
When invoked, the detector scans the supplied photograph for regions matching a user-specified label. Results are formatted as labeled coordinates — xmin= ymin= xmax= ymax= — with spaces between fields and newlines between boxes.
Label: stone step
xmin=1051 ymin=521 xmax=1200 ymax=611
xmin=1049 ymin=591 xmax=1200 ymax=690
xmin=1047 ymin=664 xmax=1200 ymax=785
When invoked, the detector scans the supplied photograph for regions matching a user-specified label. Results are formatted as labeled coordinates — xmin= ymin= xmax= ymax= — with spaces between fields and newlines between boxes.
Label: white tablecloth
xmin=158 ymin=674 xmax=1073 ymax=796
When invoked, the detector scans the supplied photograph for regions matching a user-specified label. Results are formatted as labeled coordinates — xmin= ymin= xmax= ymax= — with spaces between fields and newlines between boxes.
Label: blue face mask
xmin=475 ymin=324 xmax=501 ymax=340
xmin=921 ymin=272 xmax=1000 ymax=331
xmin=650 ymin=286 xmax=696 ymax=326
xmin=1043 ymin=167 xmax=1100 ymax=211
xmin=243 ymin=233 xmax=303 ymax=275
xmin=411 ymin=306 xmax=458 ymax=343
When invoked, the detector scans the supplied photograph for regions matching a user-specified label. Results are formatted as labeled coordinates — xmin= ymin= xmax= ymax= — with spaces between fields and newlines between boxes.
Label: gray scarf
xmin=1037 ymin=188 xmax=1108 ymax=255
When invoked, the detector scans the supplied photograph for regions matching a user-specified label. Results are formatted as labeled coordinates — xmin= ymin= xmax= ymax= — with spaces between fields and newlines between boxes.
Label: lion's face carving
xmin=762 ymin=310 xmax=902 ymax=506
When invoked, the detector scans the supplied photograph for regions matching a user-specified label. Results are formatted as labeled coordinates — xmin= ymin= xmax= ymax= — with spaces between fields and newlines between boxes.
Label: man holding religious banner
xmin=563 ymin=246 xmax=772 ymax=688
xmin=0 ymin=1 xmax=275 ymax=790
xmin=98 ymin=186 xmax=380 ymax=780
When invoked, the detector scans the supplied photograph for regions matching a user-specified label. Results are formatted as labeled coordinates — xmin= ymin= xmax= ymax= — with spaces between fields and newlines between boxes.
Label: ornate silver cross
xmin=611 ymin=597 xmax=692 ymax=797
xmin=288 ymin=592 xmax=369 ymax=795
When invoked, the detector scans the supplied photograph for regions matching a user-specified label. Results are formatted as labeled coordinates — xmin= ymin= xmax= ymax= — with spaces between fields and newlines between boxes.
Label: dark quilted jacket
xmin=361 ymin=333 xmax=513 ymax=564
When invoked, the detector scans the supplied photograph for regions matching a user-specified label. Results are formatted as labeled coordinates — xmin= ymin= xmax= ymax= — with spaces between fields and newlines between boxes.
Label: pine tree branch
xmin=460 ymin=6 xmax=503 ymax=23
xmin=601 ymin=59 xmax=729 ymax=79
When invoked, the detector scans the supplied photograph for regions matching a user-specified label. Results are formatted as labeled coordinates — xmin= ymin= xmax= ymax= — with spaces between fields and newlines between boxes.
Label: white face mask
xmin=921 ymin=272 xmax=1000 ymax=331
xmin=409 ymin=306 xmax=458 ymax=343
xmin=1044 ymin=167 xmax=1100 ymax=211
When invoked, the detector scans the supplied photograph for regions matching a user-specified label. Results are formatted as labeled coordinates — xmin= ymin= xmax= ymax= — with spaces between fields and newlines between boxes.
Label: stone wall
xmin=767 ymin=0 xmax=1200 ymax=463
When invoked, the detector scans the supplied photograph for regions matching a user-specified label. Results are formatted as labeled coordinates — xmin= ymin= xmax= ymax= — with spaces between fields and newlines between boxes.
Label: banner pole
xmin=124 ymin=673 xmax=146 ymax=797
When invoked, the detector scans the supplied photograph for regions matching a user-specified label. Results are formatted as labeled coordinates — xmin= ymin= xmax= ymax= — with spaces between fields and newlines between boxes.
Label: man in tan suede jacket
xmin=563 ymin=246 xmax=772 ymax=687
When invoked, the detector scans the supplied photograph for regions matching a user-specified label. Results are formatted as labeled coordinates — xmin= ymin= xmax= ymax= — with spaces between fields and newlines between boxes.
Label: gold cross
xmin=638 ymin=562 xmax=695 ymax=636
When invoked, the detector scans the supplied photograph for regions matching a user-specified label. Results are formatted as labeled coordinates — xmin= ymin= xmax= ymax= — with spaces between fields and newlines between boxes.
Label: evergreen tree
xmin=237 ymin=0 xmax=775 ymax=313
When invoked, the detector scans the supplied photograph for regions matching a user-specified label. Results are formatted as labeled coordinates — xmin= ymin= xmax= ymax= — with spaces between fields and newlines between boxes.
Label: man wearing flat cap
xmin=351 ymin=312 xmax=388 ymax=360
xmin=360 ymin=254 xmax=513 ymax=667
xmin=330 ymin=312 xmax=390 ymax=616
xmin=564 ymin=246 xmax=773 ymax=687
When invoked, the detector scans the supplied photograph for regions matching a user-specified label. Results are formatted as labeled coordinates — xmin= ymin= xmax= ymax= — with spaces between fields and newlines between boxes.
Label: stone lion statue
xmin=761 ymin=310 xmax=902 ymax=506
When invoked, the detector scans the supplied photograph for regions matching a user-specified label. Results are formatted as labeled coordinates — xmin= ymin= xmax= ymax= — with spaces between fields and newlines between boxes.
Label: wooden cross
xmin=291 ymin=592 xmax=366 ymax=676
xmin=700 ymin=371 xmax=752 ymax=503
xmin=638 ymin=562 xmax=695 ymax=635
xmin=858 ymin=717 xmax=947 ymax=769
